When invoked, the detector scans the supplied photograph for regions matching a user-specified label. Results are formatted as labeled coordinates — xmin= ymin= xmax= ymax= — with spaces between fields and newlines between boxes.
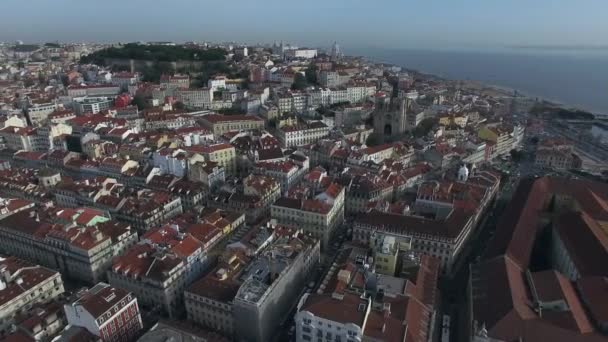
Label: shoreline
xmin=359 ymin=53 xmax=604 ymax=117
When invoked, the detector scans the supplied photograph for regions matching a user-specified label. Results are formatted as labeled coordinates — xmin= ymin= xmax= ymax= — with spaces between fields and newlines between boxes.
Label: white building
xmin=208 ymin=76 xmax=227 ymax=91
xmin=0 ymin=256 xmax=65 ymax=336
xmin=73 ymin=96 xmax=114 ymax=115
xmin=176 ymin=88 xmax=213 ymax=109
xmin=285 ymin=49 xmax=318 ymax=60
xmin=277 ymin=121 xmax=330 ymax=148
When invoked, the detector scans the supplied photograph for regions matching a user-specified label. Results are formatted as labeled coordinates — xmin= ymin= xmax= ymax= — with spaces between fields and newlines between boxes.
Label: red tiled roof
xmin=202 ymin=114 xmax=263 ymax=124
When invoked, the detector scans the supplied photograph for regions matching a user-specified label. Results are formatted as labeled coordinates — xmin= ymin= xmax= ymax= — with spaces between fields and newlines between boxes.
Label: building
xmin=208 ymin=76 xmax=226 ymax=91
xmin=200 ymin=115 xmax=265 ymax=137
xmin=469 ymin=177 xmax=608 ymax=342
xmin=176 ymin=88 xmax=213 ymax=109
xmin=160 ymin=74 xmax=190 ymax=89
xmin=373 ymin=93 xmax=409 ymax=138
xmin=111 ymin=72 xmax=139 ymax=91
xmin=0 ymin=207 xmax=138 ymax=284
xmin=0 ymin=256 xmax=65 ymax=337
xmin=0 ymin=126 xmax=38 ymax=151
xmin=64 ymin=283 xmax=143 ymax=342
xmin=137 ymin=321 xmax=231 ymax=342
xmin=188 ymin=160 xmax=225 ymax=189
xmin=253 ymin=160 xmax=307 ymax=195
xmin=67 ymin=85 xmax=121 ymax=98
xmin=186 ymin=226 xmax=320 ymax=342
xmin=243 ymin=174 xmax=281 ymax=213
xmin=353 ymin=170 xmax=500 ymax=271
xmin=73 ymin=96 xmax=114 ymax=115
xmin=294 ymin=250 xmax=440 ymax=342
xmin=276 ymin=121 xmax=330 ymax=148
xmin=535 ymin=138 xmax=582 ymax=171
xmin=186 ymin=143 xmax=237 ymax=175
xmin=271 ymin=183 xmax=345 ymax=247
xmin=477 ymin=124 xmax=514 ymax=158
xmin=340 ymin=174 xmax=393 ymax=214
xmin=108 ymin=220 xmax=226 ymax=317
xmin=284 ymin=48 xmax=318 ymax=60
xmin=27 ymin=100 xmax=58 ymax=126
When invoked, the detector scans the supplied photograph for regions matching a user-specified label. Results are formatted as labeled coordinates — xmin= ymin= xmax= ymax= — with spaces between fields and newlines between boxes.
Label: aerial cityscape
xmin=1 ymin=9 xmax=608 ymax=342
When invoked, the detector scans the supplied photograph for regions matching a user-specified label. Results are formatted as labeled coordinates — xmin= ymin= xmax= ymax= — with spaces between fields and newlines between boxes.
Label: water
xmin=349 ymin=47 xmax=608 ymax=115
xmin=591 ymin=124 xmax=608 ymax=143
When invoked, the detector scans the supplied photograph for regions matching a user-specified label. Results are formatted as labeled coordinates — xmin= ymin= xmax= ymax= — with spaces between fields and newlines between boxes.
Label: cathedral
xmin=372 ymin=92 xmax=409 ymax=139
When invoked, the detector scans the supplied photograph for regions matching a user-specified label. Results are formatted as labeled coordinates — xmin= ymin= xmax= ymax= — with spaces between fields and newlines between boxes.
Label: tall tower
xmin=373 ymin=90 xmax=408 ymax=139
xmin=331 ymin=41 xmax=340 ymax=60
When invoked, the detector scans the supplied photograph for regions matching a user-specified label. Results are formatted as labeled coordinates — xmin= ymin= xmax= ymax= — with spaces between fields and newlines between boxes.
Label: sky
xmin=2 ymin=0 xmax=608 ymax=49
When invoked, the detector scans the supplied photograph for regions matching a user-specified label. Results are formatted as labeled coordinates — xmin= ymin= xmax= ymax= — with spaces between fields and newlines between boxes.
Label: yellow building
xmin=370 ymin=233 xmax=412 ymax=276
xmin=200 ymin=114 xmax=265 ymax=136
xmin=191 ymin=143 xmax=237 ymax=175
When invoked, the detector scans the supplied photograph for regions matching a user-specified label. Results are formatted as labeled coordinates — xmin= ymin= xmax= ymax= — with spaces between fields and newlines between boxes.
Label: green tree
xmin=174 ymin=101 xmax=186 ymax=110
xmin=366 ymin=133 xmax=382 ymax=146
xmin=131 ymin=95 xmax=147 ymax=111
xmin=305 ymin=64 xmax=318 ymax=85
xmin=291 ymin=73 xmax=308 ymax=90
xmin=413 ymin=118 xmax=437 ymax=138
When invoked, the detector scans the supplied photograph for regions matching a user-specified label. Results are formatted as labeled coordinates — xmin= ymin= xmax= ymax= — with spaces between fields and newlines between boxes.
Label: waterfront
xmin=351 ymin=47 xmax=608 ymax=115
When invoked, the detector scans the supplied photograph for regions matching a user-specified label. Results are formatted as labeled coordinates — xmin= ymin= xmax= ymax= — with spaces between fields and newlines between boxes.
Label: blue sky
xmin=2 ymin=0 xmax=607 ymax=49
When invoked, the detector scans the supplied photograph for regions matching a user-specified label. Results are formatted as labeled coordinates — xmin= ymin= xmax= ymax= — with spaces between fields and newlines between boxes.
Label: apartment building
xmin=276 ymin=121 xmax=330 ymax=148
xmin=186 ymin=143 xmax=237 ymax=175
xmin=353 ymin=170 xmax=500 ymax=272
xmin=253 ymin=160 xmax=307 ymax=195
xmin=64 ymin=283 xmax=143 ymax=342
xmin=175 ymin=88 xmax=213 ymax=109
xmin=109 ymin=220 xmax=227 ymax=318
xmin=271 ymin=183 xmax=345 ymax=247
xmin=0 ymin=256 xmax=65 ymax=337
xmin=200 ymin=114 xmax=265 ymax=137
xmin=186 ymin=227 xmax=320 ymax=342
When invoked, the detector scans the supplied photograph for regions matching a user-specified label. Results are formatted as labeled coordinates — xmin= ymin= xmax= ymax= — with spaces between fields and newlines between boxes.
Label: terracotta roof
xmin=301 ymin=292 xmax=369 ymax=326
xmin=202 ymin=114 xmax=263 ymax=124
xmin=0 ymin=256 xmax=59 ymax=306
xmin=554 ymin=212 xmax=608 ymax=277
xmin=577 ymin=276 xmax=608 ymax=325
xmin=72 ymin=283 xmax=133 ymax=320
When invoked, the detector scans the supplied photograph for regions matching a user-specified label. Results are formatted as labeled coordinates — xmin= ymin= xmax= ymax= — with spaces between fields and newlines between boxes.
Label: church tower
xmin=373 ymin=87 xmax=408 ymax=139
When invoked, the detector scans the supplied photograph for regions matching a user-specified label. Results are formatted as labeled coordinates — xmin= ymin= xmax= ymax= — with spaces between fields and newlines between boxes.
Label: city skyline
xmin=2 ymin=0 xmax=608 ymax=49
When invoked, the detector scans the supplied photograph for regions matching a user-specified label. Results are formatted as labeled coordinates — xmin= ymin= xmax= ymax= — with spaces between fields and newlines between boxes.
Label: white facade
xmin=176 ymin=88 xmax=213 ymax=109
xmin=295 ymin=296 xmax=368 ymax=342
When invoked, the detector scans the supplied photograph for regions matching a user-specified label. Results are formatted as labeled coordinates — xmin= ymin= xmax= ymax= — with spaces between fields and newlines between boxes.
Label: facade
xmin=535 ymin=139 xmax=581 ymax=171
xmin=176 ymin=88 xmax=213 ymax=109
xmin=200 ymin=114 xmax=265 ymax=137
xmin=277 ymin=121 xmax=330 ymax=148
xmin=108 ymin=221 xmax=225 ymax=318
xmin=188 ymin=143 xmax=237 ymax=175
xmin=73 ymin=96 xmax=114 ymax=115
xmin=477 ymin=125 xmax=514 ymax=158
xmin=373 ymin=94 xmax=409 ymax=138
xmin=253 ymin=160 xmax=307 ymax=195
xmin=271 ymin=183 xmax=345 ymax=247
xmin=67 ymin=85 xmax=121 ymax=98
xmin=0 ymin=256 xmax=65 ymax=337
xmin=64 ymin=283 xmax=142 ymax=342
xmin=234 ymin=228 xmax=320 ymax=342
xmin=294 ymin=252 xmax=439 ymax=342
xmin=0 ymin=207 xmax=137 ymax=284
xmin=353 ymin=171 xmax=500 ymax=272
xmin=469 ymin=177 xmax=608 ymax=342
xmin=27 ymin=101 xmax=58 ymax=126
